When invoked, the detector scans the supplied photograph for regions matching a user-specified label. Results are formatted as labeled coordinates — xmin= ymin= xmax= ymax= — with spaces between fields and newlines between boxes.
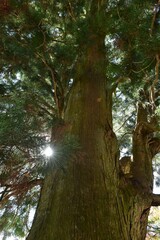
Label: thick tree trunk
xmin=27 ymin=3 xmax=153 ymax=240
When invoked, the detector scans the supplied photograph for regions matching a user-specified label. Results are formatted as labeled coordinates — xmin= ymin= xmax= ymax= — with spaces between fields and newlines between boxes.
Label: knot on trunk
xmin=119 ymin=156 xmax=133 ymax=177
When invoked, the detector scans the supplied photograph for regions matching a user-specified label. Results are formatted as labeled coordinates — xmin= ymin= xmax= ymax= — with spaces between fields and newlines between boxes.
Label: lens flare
xmin=43 ymin=146 xmax=54 ymax=157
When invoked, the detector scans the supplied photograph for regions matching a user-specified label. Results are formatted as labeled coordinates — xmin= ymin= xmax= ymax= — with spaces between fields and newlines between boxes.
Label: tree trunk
xmin=27 ymin=3 xmax=153 ymax=240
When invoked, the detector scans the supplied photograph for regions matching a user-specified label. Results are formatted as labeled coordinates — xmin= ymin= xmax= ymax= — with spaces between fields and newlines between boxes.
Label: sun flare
xmin=43 ymin=146 xmax=54 ymax=157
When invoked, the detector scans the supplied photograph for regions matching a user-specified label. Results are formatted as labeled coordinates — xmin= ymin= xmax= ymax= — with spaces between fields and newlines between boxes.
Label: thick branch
xmin=152 ymin=194 xmax=160 ymax=206
xmin=135 ymin=121 xmax=158 ymax=136
xmin=35 ymin=53 xmax=62 ymax=117
xmin=149 ymin=137 xmax=160 ymax=158
xmin=136 ymin=102 xmax=148 ymax=124
xmin=132 ymin=102 xmax=157 ymax=189
xmin=150 ymin=0 xmax=160 ymax=36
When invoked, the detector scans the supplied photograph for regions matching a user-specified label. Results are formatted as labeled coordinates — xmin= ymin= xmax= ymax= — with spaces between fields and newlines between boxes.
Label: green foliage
xmin=113 ymin=87 xmax=136 ymax=156
xmin=0 ymin=186 xmax=40 ymax=239
xmin=147 ymin=207 xmax=160 ymax=239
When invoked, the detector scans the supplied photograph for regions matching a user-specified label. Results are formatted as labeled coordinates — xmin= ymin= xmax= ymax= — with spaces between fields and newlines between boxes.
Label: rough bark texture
xmin=27 ymin=2 xmax=154 ymax=240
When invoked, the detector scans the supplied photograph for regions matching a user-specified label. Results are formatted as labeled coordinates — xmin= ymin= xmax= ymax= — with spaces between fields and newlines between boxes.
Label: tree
xmin=1 ymin=0 xmax=160 ymax=239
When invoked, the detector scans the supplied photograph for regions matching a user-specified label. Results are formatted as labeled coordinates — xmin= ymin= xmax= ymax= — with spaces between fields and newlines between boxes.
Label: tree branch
xmin=0 ymin=178 xmax=43 ymax=207
xmin=35 ymin=53 xmax=60 ymax=117
xmin=135 ymin=121 xmax=158 ymax=136
xmin=149 ymin=137 xmax=160 ymax=158
xmin=115 ymin=113 xmax=134 ymax=132
xmin=67 ymin=0 xmax=76 ymax=21
xmin=150 ymin=0 xmax=160 ymax=36
xmin=152 ymin=194 xmax=160 ymax=206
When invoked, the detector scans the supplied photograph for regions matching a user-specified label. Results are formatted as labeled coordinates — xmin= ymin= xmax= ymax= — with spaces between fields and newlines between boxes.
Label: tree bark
xmin=27 ymin=3 xmax=153 ymax=240
xmin=152 ymin=194 xmax=160 ymax=206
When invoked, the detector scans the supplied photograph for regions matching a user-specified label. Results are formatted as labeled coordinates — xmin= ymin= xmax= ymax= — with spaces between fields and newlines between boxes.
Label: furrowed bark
xmin=152 ymin=194 xmax=160 ymax=206
xmin=132 ymin=102 xmax=154 ymax=191
xmin=27 ymin=3 xmax=154 ymax=240
xmin=27 ymin=14 xmax=122 ymax=239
